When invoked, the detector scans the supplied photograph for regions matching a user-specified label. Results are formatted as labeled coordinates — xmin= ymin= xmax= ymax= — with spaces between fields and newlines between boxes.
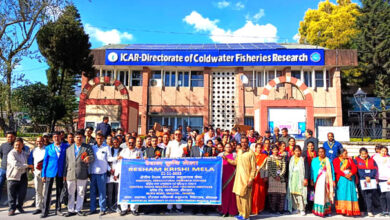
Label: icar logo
xmin=107 ymin=52 xmax=118 ymax=62
xmin=310 ymin=52 xmax=321 ymax=62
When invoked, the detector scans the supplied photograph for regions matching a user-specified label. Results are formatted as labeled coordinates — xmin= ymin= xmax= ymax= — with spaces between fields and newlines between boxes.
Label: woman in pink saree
xmin=218 ymin=143 xmax=238 ymax=217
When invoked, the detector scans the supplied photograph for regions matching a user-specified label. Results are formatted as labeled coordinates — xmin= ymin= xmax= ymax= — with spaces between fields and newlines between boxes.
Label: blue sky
xmin=17 ymin=0 xmax=346 ymax=84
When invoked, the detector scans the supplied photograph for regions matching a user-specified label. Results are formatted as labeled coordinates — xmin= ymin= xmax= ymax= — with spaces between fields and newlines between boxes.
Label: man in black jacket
xmin=0 ymin=130 xmax=16 ymax=203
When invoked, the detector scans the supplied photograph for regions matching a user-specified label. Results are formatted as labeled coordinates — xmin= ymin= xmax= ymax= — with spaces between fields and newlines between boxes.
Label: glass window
xmin=164 ymin=71 xmax=171 ymax=87
xmin=102 ymin=69 xmax=113 ymax=78
xmin=326 ymin=71 xmax=332 ymax=87
xmin=111 ymin=122 xmax=120 ymax=129
xmin=292 ymin=71 xmax=301 ymax=80
xmin=259 ymin=71 xmax=265 ymax=87
xmin=151 ymin=71 xmax=161 ymax=79
xmin=118 ymin=71 xmax=129 ymax=86
xmin=244 ymin=72 xmax=255 ymax=87
xmin=131 ymin=71 xmax=142 ymax=86
xmin=268 ymin=70 xmax=275 ymax=81
xmin=178 ymin=71 xmax=189 ymax=87
xmin=148 ymin=116 xmax=162 ymax=129
xmin=85 ymin=122 xmax=96 ymax=129
xmin=315 ymin=71 xmax=324 ymax=87
xmin=191 ymin=71 xmax=204 ymax=87
xmin=148 ymin=116 xmax=203 ymax=133
xmin=303 ymin=71 xmax=312 ymax=87
xmin=244 ymin=117 xmax=254 ymax=127
xmin=276 ymin=70 xmax=284 ymax=88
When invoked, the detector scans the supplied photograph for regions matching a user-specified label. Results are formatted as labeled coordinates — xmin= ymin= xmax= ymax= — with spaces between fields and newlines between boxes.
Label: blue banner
xmin=105 ymin=49 xmax=324 ymax=66
xmin=118 ymin=158 xmax=223 ymax=205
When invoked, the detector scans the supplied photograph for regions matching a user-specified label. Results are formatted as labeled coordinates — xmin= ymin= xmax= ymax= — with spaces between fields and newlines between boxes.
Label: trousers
xmin=90 ymin=173 xmax=107 ymax=212
xmin=42 ymin=176 xmax=64 ymax=215
xmin=33 ymin=172 xmax=45 ymax=210
xmin=67 ymin=179 xmax=87 ymax=212
xmin=107 ymin=182 xmax=118 ymax=210
xmin=7 ymin=173 xmax=27 ymax=211
xmin=236 ymin=187 xmax=252 ymax=219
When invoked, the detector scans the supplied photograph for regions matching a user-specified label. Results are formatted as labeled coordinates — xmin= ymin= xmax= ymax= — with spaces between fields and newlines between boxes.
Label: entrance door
xmin=211 ymin=71 xmax=236 ymax=130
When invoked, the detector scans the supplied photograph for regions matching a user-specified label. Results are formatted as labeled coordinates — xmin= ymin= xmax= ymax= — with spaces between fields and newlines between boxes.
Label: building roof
xmin=95 ymin=43 xmax=326 ymax=50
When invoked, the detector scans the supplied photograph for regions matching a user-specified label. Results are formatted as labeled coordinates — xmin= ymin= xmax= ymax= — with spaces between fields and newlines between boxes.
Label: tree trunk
xmin=5 ymin=61 xmax=15 ymax=132
xmin=381 ymin=98 xmax=388 ymax=139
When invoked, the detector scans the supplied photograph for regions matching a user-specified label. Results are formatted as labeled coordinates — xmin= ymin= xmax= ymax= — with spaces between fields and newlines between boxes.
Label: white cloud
xmin=183 ymin=11 xmax=277 ymax=43
xmin=293 ymin=33 xmax=300 ymax=42
xmin=234 ymin=1 xmax=245 ymax=10
xmin=216 ymin=0 xmax=230 ymax=8
xmin=84 ymin=23 xmax=133 ymax=45
xmin=245 ymin=9 xmax=265 ymax=22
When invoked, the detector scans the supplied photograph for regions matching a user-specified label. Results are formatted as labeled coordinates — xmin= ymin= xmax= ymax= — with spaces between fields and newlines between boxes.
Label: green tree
xmin=356 ymin=0 xmax=390 ymax=139
xmin=13 ymin=82 xmax=66 ymax=128
xmin=0 ymin=0 xmax=66 ymax=133
xmin=36 ymin=4 xmax=95 ymax=131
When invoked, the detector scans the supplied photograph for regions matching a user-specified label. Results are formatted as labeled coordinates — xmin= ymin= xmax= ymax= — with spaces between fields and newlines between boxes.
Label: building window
xmin=244 ymin=72 xmax=255 ymax=87
xmin=102 ymin=69 xmax=113 ymax=78
xmin=303 ymin=70 xmax=312 ymax=87
xmin=315 ymin=71 xmax=324 ymax=87
xmin=244 ymin=117 xmax=254 ymax=127
xmin=326 ymin=71 xmax=332 ymax=87
xmin=148 ymin=116 xmax=203 ymax=133
xmin=178 ymin=71 xmax=189 ymax=87
xmin=151 ymin=71 xmax=162 ymax=79
xmin=164 ymin=70 xmax=176 ymax=87
xmin=292 ymin=70 xmax=301 ymax=80
xmin=131 ymin=70 xmax=142 ymax=86
xmin=117 ymin=71 xmax=129 ymax=86
xmin=85 ymin=121 xmax=96 ymax=129
xmin=315 ymin=118 xmax=334 ymax=135
xmin=111 ymin=122 xmax=120 ymax=129
xmin=259 ymin=70 xmax=265 ymax=87
xmin=191 ymin=71 xmax=204 ymax=87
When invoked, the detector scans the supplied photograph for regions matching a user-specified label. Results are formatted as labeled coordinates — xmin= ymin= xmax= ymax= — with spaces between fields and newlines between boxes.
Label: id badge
xmin=277 ymin=170 xmax=281 ymax=175
xmin=329 ymin=150 xmax=333 ymax=154
xmin=365 ymin=170 xmax=371 ymax=174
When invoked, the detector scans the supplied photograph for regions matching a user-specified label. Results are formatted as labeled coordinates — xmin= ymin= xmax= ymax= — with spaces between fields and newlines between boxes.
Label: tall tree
xmin=356 ymin=0 xmax=390 ymax=139
xmin=36 ymin=4 xmax=95 ymax=131
xmin=0 ymin=0 xmax=66 ymax=133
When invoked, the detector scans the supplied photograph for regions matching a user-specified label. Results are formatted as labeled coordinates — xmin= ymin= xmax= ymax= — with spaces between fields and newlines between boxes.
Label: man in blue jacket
xmin=96 ymin=116 xmax=111 ymax=138
xmin=41 ymin=131 xmax=68 ymax=218
xmin=322 ymin=132 xmax=343 ymax=161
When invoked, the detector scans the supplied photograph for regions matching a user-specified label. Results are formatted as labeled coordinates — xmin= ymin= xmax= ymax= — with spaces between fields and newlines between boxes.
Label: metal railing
xmin=349 ymin=126 xmax=389 ymax=139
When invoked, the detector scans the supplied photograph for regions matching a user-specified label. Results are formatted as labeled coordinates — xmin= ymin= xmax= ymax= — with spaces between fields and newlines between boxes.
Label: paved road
xmin=0 ymin=205 xmax=388 ymax=220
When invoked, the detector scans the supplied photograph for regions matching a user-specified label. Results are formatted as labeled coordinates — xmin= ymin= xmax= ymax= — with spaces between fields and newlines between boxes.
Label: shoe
xmin=292 ymin=210 xmax=299 ymax=214
xmin=222 ymin=213 xmax=228 ymax=217
xmin=379 ymin=212 xmax=387 ymax=217
xmin=120 ymin=211 xmax=127 ymax=216
xmin=300 ymin=211 xmax=306 ymax=216
xmin=175 ymin=208 xmax=184 ymax=214
xmin=88 ymin=210 xmax=97 ymax=215
xmin=116 ymin=208 xmax=121 ymax=213
xmin=99 ymin=211 xmax=106 ymax=216
xmin=17 ymin=207 xmax=25 ymax=213
xmin=168 ymin=208 xmax=174 ymax=214
xmin=55 ymin=210 xmax=63 ymax=216
xmin=77 ymin=211 xmax=87 ymax=216
xmin=40 ymin=213 xmax=48 ymax=218
xmin=64 ymin=212 xmax=76 ymax=217
xmin=235 ymin=215 xmax=243 ymax=220
xmin=132 ymin=211 xmax=140 ymax=216
xmin=33 ymin=209 xmax=42 ymax=215
xmin=8 ymin=210 xmax=16 ymax=216
xmin=367 ymin=212 xmax=374 ymax=217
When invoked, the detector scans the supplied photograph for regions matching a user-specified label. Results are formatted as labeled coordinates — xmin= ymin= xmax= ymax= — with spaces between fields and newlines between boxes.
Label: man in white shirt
xmin=28 ymin=137 xmax=46 ymax=215
xmin=203 ymin=127 xmax=215 ymax=145
xmin=165 ymin=129 xmax=187 ymax=213
xmin=115 ymin=137 xmax=142 ymax=216
xmin=88 ymin=133 xmax=113 ymax=216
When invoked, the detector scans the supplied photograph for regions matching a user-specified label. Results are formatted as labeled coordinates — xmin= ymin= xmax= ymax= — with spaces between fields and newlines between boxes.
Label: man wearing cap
xmin=0 ymin=130 xmax=16 ymax=204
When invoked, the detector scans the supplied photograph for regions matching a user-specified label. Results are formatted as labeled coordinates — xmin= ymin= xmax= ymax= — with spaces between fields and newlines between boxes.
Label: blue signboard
xmin=118 ymin=158 xmax=223 ymax=205
xmin=105 ymin=49 xmax=324 ymax=66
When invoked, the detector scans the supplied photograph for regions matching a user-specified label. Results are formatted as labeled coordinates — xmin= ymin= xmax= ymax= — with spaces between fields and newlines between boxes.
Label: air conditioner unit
xmin=149 ymin=79 xmax=162 ymax=87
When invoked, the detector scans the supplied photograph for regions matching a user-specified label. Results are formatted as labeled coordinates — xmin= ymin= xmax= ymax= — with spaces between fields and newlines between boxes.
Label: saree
xmin=311 ymin=157 xmax=335 ymax=217
xmin=251 ymin=153 xmax=268 ymax=214
xmin=218 ymin=153 xmax=238 ymax=216
xmin=334 ymin=158 xmax=361 ymax=216
xmin=287 ymin=156 xmax=307 ymax=213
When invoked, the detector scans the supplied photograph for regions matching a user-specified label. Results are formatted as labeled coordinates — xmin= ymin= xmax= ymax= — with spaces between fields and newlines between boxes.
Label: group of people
xmin=0 ymin=117 xmax=389 ymax=220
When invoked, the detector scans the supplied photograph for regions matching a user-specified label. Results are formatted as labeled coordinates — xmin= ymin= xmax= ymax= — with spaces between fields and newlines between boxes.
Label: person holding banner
xmin=116 ymin=136 xmax=142 ymax=216
xmin=251 ymin=143 xmax=268 ymax=215
xmin=165 ymin=129 xmax=187 ymax=214
xmin=354 ymin=147 xmax=378 ymax=217
xmin=311 ymin=147 xmax=335 ymax=217
xmin=223 ymin=136 xmax=256 ymax=220
xmin=374 ymin=146 xmax=390 ymax=217
xmin=218 ymin=143 xmax=238 ymax=217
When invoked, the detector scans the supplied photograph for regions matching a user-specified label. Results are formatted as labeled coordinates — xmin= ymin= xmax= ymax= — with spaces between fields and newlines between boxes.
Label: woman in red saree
xmin=218 ymin=143 xmax=238 ymax=217
xmin=251 ymin=143 xmax=268 ymax=215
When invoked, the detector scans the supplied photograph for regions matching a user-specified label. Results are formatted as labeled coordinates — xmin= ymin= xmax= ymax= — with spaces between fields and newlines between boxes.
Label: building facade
xmin=78 ymin=43 xmax=357 ymax=138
